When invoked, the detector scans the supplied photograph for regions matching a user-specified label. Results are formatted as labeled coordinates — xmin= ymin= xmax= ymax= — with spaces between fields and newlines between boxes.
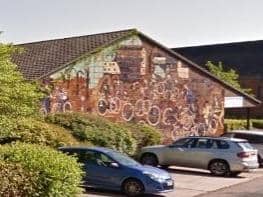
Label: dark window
xmin=172 ymin=138 xmax=195 ymax=148
xmin=215 ymin=140 xmax=230 ymax=149
xmin=235 ymin=133 xmax=263 ymax=144
xmin=192 ymin=138 xmax=210 ymax=149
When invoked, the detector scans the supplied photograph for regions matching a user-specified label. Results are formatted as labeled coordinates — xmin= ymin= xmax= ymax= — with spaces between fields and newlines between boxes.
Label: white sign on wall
xmin=224 ymin=97 xmax=244 ymax=108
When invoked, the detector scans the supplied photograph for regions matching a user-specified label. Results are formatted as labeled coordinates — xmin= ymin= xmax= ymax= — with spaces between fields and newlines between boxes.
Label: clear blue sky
xmin=1 ymin=0 xmax=263 ymax=47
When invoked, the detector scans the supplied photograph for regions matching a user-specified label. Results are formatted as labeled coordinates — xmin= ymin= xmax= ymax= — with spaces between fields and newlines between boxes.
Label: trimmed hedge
xmin=0 ymin=161 xmax=38 ymax=197
xmin=46 ymin=113 xmax=137 ymax=155
xmin=0 ymin=118 xmax=78 ymax=148
xmin=0 ymin=143 xmax=83 ymax=197
xmin=252 ymin=119 xmax=263 ymax=129
xmin=224 ymin=119 xmax=263 ymax=130
xmin=224 ymin=119 xmax=248 ymax=131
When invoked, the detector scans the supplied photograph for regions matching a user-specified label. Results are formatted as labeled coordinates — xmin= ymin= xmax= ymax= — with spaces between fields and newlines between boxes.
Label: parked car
xmin=139 ymin=136 xmax=259 ymax=177
xmin=59 ymin=147 xmax=174 ymax=196
xmin=222 ymin=130 xmax=263 ymax=167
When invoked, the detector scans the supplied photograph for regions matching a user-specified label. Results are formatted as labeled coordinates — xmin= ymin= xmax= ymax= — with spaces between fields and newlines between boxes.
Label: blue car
xmin=59 ymin=147 xmax=174 ymax=196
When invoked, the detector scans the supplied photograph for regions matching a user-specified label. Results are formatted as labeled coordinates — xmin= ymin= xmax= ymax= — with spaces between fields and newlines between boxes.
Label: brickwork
xmin=43 ymin=35 xmax=226 ymax=142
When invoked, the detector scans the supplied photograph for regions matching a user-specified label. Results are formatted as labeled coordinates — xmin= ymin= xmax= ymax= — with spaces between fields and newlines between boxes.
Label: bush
xmin=0 ymin=143 xmax=83 ymax=197
xmin=0 ymin=118 xmax=78 ymax=148
xmin=252 ymin=119 xmax=263 ymax=129
xmin=224 ymin=119 xmax=263 ymax=131
xmin=123 ymin=123 xmax=162 ymax=153
xmin=224 ymin=119 xmax=249 ymax=131
xmin=46 ymin=113 xmax=137 ymax=155
xmin=0 ymin=161 xmax=38 ymax=197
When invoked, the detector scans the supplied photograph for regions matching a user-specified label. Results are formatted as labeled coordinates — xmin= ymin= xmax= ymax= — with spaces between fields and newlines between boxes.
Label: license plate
xmin=166 ymin=180 xmax=173 ymax=186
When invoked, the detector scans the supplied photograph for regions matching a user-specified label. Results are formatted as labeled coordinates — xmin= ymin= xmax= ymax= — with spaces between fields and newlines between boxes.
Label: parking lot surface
xmin=81 ymin=167 xmax=263 ymax=197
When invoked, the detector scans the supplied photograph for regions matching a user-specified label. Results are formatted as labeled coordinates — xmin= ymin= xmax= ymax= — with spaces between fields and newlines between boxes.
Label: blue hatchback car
xmin=59 ymin=147 xmax=174 ymax=196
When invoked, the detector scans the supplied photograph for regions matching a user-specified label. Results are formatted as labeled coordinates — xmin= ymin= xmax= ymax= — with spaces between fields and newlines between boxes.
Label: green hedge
xmin=0 ymin=143 xmax=83 ymax=197
xmin=224 ymin=119 xmax=263 ymax=131
xmin=46 ymin=113 xmax=137 ymax=155
xmin=0 ymin=161 xmax=39 ymax=197
xmin=224 ymin=119 xmax=248 ymax=131
xmin=1 ymin=118 xmax=78 ymax=148
xmin=252 ymin=119 xmax=263 ymax=129
xmin=123 ymin=123 xmax=162 ymax=153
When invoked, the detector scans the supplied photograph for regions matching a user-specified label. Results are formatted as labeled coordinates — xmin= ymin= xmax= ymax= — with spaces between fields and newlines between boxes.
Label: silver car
xmin=222 ymin=130 xmax=263 ymax=167
xmin=139 ymin=136 xmax=259 ymax=176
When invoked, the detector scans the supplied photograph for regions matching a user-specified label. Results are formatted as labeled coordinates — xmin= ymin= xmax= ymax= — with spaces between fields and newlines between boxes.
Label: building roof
xmin=12 ymin=29 xmax=136 ymax=80
xmin=12 ymin=29 xmax=261 ymax=106
xmin=172 ymin=40 xmax=263 ymax=78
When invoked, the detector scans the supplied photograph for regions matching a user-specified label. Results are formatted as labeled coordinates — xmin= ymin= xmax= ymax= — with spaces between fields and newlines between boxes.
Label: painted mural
xmin=44 ymin=35 xmax=225 ymax=142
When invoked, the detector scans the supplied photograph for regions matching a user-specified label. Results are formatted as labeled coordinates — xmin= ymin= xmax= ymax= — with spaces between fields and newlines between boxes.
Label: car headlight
xmin=143 ymin=172 xmax=166 ymax=182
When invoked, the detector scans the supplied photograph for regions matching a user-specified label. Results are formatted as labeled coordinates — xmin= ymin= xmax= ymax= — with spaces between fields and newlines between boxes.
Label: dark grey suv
xmin=222 ymin=130 xmax=263 ymax=166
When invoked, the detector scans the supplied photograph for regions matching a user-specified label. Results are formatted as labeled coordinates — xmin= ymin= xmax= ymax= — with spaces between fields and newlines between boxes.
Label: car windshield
xmin=108 ymin=151 xmax=139 ymax=166
xmin=237 ymin=142 xmax=254 ymax=150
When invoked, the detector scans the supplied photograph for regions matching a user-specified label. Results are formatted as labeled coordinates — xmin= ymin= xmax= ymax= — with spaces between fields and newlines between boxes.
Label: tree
xmin=0 ymin=42 xmax=44 ymax=135
xmin=206 ymin=61 xmax=252 ymax=94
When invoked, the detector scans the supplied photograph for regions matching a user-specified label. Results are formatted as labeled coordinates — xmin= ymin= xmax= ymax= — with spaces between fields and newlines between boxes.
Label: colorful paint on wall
xmin=45 ymin=35 xmax=225 ymax=142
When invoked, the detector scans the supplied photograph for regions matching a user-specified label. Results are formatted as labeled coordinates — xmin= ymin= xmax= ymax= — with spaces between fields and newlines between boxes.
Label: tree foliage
xmin=0 ymin=43 xmax=44 ymax=134
xmin=206 ymin=61 xmax=252 ymax=94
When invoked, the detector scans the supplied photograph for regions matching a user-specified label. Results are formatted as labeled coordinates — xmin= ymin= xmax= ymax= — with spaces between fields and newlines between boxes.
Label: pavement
xmin=81 ymin=167 xmax=263 ymax=197
xmin=197 ymin=176 xmax=263 ymax=197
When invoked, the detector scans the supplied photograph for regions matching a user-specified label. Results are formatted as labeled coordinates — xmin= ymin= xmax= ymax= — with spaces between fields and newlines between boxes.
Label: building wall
xmin=43 ymin=35 xmax=226 ymax=142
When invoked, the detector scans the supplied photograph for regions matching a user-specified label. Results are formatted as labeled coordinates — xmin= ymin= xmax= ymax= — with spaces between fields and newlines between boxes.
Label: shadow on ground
xmin=85 ymin=188 xmax=165 ymax=197
xmin=167 ymin=167 xmax=247 ymax=179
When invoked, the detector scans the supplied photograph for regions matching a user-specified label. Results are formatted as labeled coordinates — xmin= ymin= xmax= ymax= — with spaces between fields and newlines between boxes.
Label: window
xmin=172 ymin=138 xmax=195 ymax=148
xmin=215 ymin=140 xmax=230 ymax=149
xmin=192 ymin=139 xmax=210 ymax=149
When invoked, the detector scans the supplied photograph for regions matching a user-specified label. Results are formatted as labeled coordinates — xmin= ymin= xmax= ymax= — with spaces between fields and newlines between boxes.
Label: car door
xmin=184 ymin=138 xmax=214 ymax=169
xmin=82 ymin=151 xmax=125 ymax=189
xmin=167 ymin=138 xmax=196 ymax=166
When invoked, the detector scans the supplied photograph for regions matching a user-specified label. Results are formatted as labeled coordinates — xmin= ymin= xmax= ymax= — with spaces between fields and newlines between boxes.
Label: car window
xmin=172 ymin=138 xmax=195 ymax=147
xmin=215 ymin=140 xmax=230 ymax=149
xmin=234 ymin=133 xmax=263 ymax=144
xmin=237 ymin=142 xmax=254 ymax=150
xmin=192 ymin=138 xmax=210 ymax=149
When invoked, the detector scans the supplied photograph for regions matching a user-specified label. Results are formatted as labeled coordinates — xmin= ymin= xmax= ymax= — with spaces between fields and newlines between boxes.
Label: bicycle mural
xmin=45 ymin=35 xmax=225 ymax=142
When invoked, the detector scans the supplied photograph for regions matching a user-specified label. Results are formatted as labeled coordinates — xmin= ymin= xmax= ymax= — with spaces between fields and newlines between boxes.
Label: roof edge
xmin=136 ymin=31 xmax=261 ymax=106
xmin=37 ymin=29 xmax=138 ymax=80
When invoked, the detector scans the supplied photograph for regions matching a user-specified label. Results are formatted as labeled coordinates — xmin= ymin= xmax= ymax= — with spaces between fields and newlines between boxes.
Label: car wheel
xmin=140 ymin=153 xmax=158 ymax=166
xmin=122 ymin=179 xmax=144 ymax=197
xmin=209 ymin=160 xmax=230 ymax=176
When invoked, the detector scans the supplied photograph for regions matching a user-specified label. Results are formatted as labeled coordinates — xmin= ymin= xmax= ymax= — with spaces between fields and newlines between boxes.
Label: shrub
xmin=0 ymin=118 xmax=78 ymax=148
xmin=123 ymin=123 xmax=162 ymax=153
xmin=0 ymin=143 xmax=83 ymax=197
xmin=46 ymin=113 xmax=137 ymax=155
xmin=252 ymin=119 xmax=263 ymax=129
xmin=0 ymin=161 xmax=38 ymax=197
xmin=224 ymin=119 xmax=249 ymax=131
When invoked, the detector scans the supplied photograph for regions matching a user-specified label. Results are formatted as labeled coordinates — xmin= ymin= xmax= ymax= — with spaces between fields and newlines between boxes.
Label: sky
xmin=1 ymin=0 xmax=263 ymax=47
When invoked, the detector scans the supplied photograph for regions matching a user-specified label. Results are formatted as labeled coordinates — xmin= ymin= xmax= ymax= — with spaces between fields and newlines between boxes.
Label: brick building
xmin=173 ymin=40 xmax=263 ymax=118
xmin=12 ymin=29 xmax=260 ymax=142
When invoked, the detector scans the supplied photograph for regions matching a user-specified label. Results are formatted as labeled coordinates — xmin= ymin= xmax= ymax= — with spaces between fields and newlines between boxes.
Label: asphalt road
xmin=82 ymin=167 xmax=263 ymax=197
xmin=197 ymin=176 xmax=263 ymax=197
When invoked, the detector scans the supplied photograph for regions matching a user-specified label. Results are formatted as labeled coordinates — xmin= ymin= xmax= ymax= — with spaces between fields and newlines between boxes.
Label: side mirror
xmin=109 ymin=162 xmax=119 ymax=168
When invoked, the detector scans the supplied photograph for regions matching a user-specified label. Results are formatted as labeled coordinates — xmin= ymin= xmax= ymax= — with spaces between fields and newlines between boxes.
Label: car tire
xmin=140 ymin=153 xmax=158 ymax=166
xmin=209 ymin=160 xmax=230 ymax=176
xmin=122 ymin=178 xmax=144 ymax=197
